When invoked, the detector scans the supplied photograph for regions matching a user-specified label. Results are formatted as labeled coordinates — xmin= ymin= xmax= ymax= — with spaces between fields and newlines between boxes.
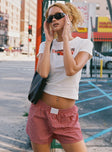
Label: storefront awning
xmin=72 ymin=32 xmax=112 ymax=42
xmin=72 ymin=32 xmax=87 ymax=39
xmin=93 ymin=32 xmax=112 ymax=42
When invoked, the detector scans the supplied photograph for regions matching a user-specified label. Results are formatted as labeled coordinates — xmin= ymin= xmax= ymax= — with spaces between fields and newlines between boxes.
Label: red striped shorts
xmin=26 ymin=100 xmax=83 ymax=144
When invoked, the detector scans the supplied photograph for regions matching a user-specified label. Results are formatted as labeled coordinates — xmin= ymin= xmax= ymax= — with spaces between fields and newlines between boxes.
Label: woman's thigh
xmin=31 ymin=142 xmax=51 ymax=152
xmin=61 ymin=140 xmax=87 ymax=152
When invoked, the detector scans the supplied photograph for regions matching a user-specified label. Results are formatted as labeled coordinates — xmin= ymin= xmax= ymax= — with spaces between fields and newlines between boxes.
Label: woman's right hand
xmin=44 ymin=21 xmax=54 ymax=42
xmin=62 ymin=15 xmax=71 ymax=40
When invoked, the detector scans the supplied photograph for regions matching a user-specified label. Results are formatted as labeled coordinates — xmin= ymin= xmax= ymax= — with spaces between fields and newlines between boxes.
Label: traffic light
xmin=28 ymin=25 xmax=32 ymax=34
xmin=28 ymin=38 xmax=32 ymax=42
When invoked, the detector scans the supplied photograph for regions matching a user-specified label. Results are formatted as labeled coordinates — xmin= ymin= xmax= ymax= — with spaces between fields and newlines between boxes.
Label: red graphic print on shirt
xmin=52 ymin=48 xmax=75 ymax=56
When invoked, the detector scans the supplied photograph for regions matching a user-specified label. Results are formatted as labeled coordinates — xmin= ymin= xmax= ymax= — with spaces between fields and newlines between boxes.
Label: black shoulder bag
xmin=28 ymin=42 xmax=52 ymax=104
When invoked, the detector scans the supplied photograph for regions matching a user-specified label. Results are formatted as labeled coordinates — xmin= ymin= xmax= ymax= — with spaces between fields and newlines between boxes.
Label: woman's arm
xmin=37 ymin=21 xmax=54 ymax=78
xmin=63 ymin=38 xmax=90 ymax=76
xmin=62 ymin=15 xmax=91 ymax=76
xmin=37 ymin=41 xmax=51 ymax=78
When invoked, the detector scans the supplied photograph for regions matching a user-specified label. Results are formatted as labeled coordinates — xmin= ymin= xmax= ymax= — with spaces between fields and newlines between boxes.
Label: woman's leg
xmin=61 ymin=140 xmax=87 ymax=152
xmin=26 ymin=101 xmax=53 ymax=152
xmin=31 ymin=142 xmax=51 ymax=152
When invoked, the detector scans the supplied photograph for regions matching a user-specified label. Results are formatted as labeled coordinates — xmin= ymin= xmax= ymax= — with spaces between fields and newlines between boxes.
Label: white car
xmin=92 ymin=50 xmax=112 ymax=69
xmin=109 ymin=49 xmax=112 ymax=52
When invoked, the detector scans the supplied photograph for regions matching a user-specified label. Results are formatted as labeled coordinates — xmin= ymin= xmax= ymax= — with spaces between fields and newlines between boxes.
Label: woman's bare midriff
xmin=41 ymin=92 xmax=75 ymax=109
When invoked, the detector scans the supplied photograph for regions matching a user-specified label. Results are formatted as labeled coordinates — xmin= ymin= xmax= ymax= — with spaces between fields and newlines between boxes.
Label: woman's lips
xmin=53 ymin=23 xmax=59 ymax=27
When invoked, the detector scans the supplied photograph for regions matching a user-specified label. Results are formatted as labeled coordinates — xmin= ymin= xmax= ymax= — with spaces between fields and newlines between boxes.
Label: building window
xmin=96 ymin=4 xmax=100 ymax=10
xmin=106 ymin=6 xmax=108 ymax=10
xmin=6 ymin=1 xmax=8 ymax=6
xmin=6 ymin=9 xmax=8 ymax=14
xmin=5 ymin=24 xmax=8 ymax=28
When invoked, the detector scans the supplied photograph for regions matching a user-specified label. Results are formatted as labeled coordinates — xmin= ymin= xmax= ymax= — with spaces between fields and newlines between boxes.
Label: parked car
xmin=92 ymin=50 xmax=112 ymax=69
xmin=0 ymin=44 xmax=9 ymax=52
xmin=0 ymin=46 xmax=4 ymax=52
xmin=102 ymin=49 xmax=112 ymax=56
xmin=12 ymin=47 xmax=22 ymax=52
xmin=109 ymin=49 xmax=112 ymax=52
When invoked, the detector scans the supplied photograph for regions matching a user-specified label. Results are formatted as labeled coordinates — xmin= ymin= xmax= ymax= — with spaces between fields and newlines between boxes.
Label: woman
xmin=26 ymin=2 xmax=93 ymax=152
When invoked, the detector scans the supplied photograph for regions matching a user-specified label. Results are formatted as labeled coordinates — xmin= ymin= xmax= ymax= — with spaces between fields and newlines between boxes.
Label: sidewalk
xmin=0 ymin=52 xmax=35 ymax=61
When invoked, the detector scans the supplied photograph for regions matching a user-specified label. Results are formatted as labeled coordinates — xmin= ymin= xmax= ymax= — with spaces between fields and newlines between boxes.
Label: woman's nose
xmin=52 ymin=17 xmax=56 ymax=22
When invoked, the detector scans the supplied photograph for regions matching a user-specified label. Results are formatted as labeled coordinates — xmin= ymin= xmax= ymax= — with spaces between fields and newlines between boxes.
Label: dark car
xmin=0 ymin=45 xmax=9 ymax=52
xmin=0 ymin=46 xmax=4 ymax=52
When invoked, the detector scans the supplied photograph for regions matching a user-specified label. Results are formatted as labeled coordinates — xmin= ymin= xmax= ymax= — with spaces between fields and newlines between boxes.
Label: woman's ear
xmin=69 ymin=15 xmax=73 ymax=22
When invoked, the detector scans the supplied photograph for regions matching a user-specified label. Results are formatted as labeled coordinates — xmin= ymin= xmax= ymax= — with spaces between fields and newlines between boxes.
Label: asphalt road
xmin=0 ymin=60 xmax=112 ymax=152
xmin=0 ymin=60 xmax=34 ymax=152
xmin=78 ymin=79 xmax=112 ymax=152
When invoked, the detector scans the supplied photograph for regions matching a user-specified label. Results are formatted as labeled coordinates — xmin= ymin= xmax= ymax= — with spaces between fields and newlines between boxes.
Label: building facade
xmin=72 ymin=0 xmax=112 ymax=53
xmin=0 ymin=11 xmax=9 ymax=48
xmin=0 ymin=0 xmax=21 ymax=48
xmin=72 ymin=0 xmax=112 ymax=17
xmin=0 ymin=0 xmax=37 ymax=52
xmin=20 ymin=0 xmax=37 ymax=53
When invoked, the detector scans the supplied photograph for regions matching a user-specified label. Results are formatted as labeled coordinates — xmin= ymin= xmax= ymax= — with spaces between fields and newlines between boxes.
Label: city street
xmin=0 ymin=0 xmax=112 ymax=151
xmin=78 ymin=79 xmax=112 ymax=152
xmin=0 ymin=55 xmax=35 ymax=152
xmin=0 ymin=54 xmax=112 ymax=152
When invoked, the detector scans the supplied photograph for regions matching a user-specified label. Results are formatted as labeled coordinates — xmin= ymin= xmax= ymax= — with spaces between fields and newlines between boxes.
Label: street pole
xmin=28 ymin=0 xmax=30 ymax=57
xmin=86 ymin=3 xmax=96 ymax=77
xmin=42 ymin=0 xmax=49 ymax=41
xmin=28 ymin=27 xmax=30 ymax=57
xmin=86 ymin=3 xmax=91 ymax=77
xmin=35 ymin=0 xmax=43 ymax=71
xmin=106 ymin=0 xmax=112 ymax=22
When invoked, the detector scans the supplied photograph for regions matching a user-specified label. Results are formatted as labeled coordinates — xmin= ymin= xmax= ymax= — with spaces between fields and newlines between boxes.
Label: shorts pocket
xmin=49 ymin=111 xmax=78 ymax=129
xmin=28 ymin=103 xmax=46 ymax=119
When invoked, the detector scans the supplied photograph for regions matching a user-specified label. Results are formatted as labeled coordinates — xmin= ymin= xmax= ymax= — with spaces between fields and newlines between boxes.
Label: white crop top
xmin=39 ymin=37 xmax=93 ymax=100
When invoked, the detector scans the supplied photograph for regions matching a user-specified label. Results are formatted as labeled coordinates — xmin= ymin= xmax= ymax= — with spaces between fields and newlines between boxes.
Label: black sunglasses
xmin=47 ymin=12 xmax=65 ymax=23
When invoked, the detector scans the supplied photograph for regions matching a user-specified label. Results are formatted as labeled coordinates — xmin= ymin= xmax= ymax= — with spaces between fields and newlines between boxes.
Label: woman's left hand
xmin=62 ymin=15 xmax=71 ymax=40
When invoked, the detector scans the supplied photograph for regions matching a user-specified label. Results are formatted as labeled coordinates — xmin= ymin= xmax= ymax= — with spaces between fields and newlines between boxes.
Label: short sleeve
xmin=79 ymin=39 xmax=93 ymax=59
xmin=37 ymin=41 xmax=45 ymax=57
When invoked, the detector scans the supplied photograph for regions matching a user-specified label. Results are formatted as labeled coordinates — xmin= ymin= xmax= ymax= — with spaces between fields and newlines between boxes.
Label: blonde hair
xmin=45 ymin=2 xmax=83 ymax=31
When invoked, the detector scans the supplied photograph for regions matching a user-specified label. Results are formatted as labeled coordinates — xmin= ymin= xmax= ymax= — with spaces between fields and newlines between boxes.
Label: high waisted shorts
xmin=26 ymin=100 xmax=83 ymax=144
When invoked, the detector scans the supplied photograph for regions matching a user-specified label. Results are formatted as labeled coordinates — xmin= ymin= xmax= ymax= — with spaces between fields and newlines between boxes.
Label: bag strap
xmin=50 ymin=41 xmax=53 ymax=52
